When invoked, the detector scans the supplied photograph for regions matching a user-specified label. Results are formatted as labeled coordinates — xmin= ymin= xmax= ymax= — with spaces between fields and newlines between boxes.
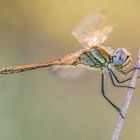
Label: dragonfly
xmin=0 ymin=11 xmax=139 ymax=118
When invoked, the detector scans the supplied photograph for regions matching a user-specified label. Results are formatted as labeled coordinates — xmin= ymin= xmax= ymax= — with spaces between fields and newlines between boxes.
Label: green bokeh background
xmin=0 ymin=0 xmax=140 ymax=140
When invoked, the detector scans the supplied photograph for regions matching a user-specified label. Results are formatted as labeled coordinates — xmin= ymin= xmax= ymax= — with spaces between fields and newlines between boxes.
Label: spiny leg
xmin=110 ymin=69 xmax=134 ymax=84
xmin=118 ymin=67 xmax=140 ymax=75
xmin=108 ymin=69 xmax=135 ymax=89
xmin=101 ymin=73 xmax=124 ymax=118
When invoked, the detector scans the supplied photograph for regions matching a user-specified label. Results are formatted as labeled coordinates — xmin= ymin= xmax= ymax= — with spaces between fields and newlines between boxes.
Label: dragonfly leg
xmin=108 ymin=69 xmax=135 ymax=89
xmin=118 ymin=67 xmax=140 ymax=75
xmin=110 ymin=69 xmax=139 ymax=84
xmin=101 ymin=73 xmax=125 ymax=118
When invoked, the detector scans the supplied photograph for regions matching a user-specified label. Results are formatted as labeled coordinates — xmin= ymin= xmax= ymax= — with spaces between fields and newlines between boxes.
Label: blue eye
xmin=113 ymin=55 xmax=123 ymax=65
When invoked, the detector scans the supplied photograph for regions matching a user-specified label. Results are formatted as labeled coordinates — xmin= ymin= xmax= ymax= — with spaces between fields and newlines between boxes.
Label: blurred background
xmin=0 ymin=0 xmax=140 ymax=140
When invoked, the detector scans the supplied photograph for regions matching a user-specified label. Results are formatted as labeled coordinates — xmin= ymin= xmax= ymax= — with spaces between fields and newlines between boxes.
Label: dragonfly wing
xmin=72 ymin=11 xmax=105 ymax=48
xmin=91 ymin=25 xmax=115 ymax=46
xmin=47 ymin=65 xmax=87 ymax=79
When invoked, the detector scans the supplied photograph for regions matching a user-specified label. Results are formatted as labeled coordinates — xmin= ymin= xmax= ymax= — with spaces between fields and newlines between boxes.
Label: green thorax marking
xmin=90 ymin=50 xmax=105 ymax=64
xmin=76 ymin=49 xmax=108 ymax=68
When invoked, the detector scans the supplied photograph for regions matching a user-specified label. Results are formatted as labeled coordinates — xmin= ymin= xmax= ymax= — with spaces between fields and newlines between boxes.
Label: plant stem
xmin=111 ymin=49 xmax=140 ymax=140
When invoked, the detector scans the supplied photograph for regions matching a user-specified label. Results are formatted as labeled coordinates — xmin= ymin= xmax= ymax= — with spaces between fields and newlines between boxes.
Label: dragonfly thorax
xmin=75 ymin=48 xmax=110 ymax=69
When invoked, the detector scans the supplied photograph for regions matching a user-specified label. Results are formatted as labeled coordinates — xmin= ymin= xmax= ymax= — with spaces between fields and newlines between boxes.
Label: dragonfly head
xmin=113 ymin=48 xmax=131 ymax=68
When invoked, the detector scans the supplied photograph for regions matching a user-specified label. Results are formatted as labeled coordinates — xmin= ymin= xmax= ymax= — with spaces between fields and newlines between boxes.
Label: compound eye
xmin=113 ymin=48 xmax=130 ymax=66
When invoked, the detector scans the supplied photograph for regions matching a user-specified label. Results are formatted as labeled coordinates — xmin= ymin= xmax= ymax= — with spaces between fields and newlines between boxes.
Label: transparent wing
xmin=89 ymin=25 xmax=115 ymax=46
xmin=47 ymin=65 xmax=87 ymax=79
xmin=72 ymin=11 xmax=115 ymax=48
xmin=72 ymin=11 xmax=105 ymax=48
